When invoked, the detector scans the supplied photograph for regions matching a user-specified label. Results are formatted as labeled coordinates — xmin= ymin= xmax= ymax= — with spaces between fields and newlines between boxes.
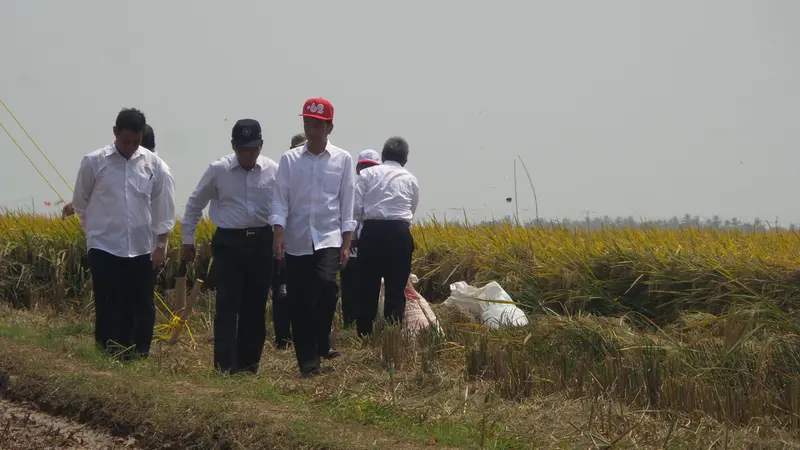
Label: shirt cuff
xmin=342 ymin=220 xmax=357 ymax=233
xmin=269 ymin=214 xmax=286 ymax=228
xmin=182 ymin=235 xmax=195 ymax=245
xmin=153 ymin=220 xmax=176 ymax=236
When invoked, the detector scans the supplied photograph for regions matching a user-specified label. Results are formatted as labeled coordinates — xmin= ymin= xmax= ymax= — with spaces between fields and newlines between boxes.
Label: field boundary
xmin=0 ymin=337 xmax=451 ymax=450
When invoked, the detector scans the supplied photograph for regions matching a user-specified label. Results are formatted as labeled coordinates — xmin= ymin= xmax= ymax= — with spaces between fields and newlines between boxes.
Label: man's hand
xmin=273 ymin=226 xmax=285 ymax=260
xmin=152 ymin=247 xmax=166 ymax=268
xmin=340 ymin=231 xmax=352 ymax=268
xmin=339 ymin=245 xmax=350 ymax=268
xmin=61 ymin=203 xmax=75 ymax=219
xmin=182 ymin=244 xmax=196 ymax=262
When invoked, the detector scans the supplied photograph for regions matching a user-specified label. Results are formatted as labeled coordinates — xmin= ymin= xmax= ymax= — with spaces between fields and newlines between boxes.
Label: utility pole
xmin=31 ymin=197 xmax=35 ymax=215
xmin=513 ymin=160 xmax=519 ymax=224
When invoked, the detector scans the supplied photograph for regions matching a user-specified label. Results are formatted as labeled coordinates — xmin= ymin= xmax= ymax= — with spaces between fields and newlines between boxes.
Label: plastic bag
xmin=403 ymin=275 xmax=440 ymax=336
xmin=443 ymin=281 xmax=528 ymax=328
xmin=376 ymin=275 xmax=440 ymax=335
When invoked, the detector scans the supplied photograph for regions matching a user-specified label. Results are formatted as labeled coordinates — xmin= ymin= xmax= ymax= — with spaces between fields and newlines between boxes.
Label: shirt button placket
xmin=125 ymin=162 xmax=131 ymax=256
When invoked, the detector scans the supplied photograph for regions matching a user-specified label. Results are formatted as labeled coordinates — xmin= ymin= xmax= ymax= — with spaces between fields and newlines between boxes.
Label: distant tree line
xmin=470 ymin=214 xmax=797 ymax=232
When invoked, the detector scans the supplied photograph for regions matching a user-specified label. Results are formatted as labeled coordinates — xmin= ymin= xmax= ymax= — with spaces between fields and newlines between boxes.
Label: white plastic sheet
xmin=443 ymin=281 xmax=529 ymax=328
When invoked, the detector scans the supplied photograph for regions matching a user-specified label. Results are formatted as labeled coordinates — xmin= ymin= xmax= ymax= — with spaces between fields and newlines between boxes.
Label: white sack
xmin=443 ymin=281 xmax=528 ymax=328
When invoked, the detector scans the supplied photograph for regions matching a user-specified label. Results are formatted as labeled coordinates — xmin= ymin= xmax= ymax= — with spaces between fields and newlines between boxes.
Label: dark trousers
xmin=339 ymin=256 xmax=358 ymax=328
xmin=285 ymin=248 xmax=340 ymax=373
xmin=88 ymin=248 xmax=155 ymax=358
xmin=211 ymin=227 xmax=273 ymax=374
xmin=357 ymin=220 xmax=414 ymax=336
xmin=271 ymin=258 xmax=292 ymax=348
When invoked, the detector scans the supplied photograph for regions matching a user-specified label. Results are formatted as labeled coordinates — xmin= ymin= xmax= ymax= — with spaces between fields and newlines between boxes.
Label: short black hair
xmin=115 ymin=108 xmax=146 ymax=134
xmin=141 ymin=124 xmax=155 ymax=151
xmin=381 ymin=136 xmax=409 ymax=165
xmin=290 ymin=133 xmax=306 ymax=148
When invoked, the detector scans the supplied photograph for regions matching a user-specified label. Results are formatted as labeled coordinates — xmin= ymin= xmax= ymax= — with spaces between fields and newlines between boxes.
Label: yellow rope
xmin=0 ymin=118 xmax=65 ymax=204
xmin=0 ymin=98 xmax=73 ymax=192
xmin=152 ymin=291 xmax=196 ymax=344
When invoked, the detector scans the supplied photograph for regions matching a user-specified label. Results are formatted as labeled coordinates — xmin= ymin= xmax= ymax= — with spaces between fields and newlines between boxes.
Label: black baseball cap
xmin=231 ymin=119 xmax=263 ymax=148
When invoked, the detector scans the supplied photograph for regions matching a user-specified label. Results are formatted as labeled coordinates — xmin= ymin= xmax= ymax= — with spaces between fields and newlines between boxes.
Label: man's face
xmin=303 ymin=117 xmax=332 ymax=143
xmin=113 ymin=128 xmax=142 ymax=157
xmin=234 ymin=146 xmax=261 ymax=170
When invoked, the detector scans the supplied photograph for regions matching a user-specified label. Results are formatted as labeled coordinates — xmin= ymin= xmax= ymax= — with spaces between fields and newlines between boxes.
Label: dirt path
xmin=0 ymin=338 xmax=457 ymax=449
xmin=0 ymin=398 xmax=138 ymax=450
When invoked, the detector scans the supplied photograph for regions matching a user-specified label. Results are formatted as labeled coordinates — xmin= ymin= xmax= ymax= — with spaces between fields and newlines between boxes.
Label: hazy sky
xmin=1 ymin=1 xmax=798 ymax=223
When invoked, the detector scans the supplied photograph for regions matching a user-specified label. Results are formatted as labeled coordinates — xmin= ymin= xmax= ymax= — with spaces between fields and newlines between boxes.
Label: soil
xmin=0 ymin=398 xmax=138 ymax=449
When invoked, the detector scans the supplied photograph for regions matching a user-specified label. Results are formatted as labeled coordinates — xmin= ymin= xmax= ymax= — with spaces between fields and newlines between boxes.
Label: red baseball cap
xmin=300 ymin=98 xmax=334 ymax=121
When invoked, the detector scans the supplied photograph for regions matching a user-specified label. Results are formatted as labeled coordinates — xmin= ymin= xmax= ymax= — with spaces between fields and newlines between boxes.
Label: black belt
xmin=216 ymin=226 xmax=271 ymax=237
xmin=363 ymin=219 xmax=411 ymax=228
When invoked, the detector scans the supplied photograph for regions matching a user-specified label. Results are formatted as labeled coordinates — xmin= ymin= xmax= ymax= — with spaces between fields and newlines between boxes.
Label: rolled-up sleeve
xmin=182 ymin=164 xmax=216 ymax=245
xmin=339 ymin=154 xmax=356 ymax=233
xmin=269 ymin=154 xmax=289 ymax=228
xmin=71 ymin=155 xmax=95 ymax=227
xmin=354 ymin=174 xmax=366 ymax=223
xmin=151 ymin=159 xmax=176 ymax=236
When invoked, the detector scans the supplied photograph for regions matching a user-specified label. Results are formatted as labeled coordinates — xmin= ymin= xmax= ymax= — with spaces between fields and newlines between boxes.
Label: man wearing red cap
xmin=271 ymin=98 xmax=357 ymax=377
xmin=340 ymin=149 xmax=381 ymax=328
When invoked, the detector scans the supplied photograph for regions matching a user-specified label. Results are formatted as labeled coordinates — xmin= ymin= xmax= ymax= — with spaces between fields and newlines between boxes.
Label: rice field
xmin=2 ymin=211 xmax=800 ymax=447
xmin=1 ymin=211 xmax=799 ymax=319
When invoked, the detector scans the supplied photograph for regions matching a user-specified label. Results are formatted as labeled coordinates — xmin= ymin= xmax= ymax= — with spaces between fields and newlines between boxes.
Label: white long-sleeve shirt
xmin=270 ymin=142 xmax=356 ymax=256
xmin=355 ymin=161 xmax=419 ymax=223
xmin=72 ymin=144 xmax=176 ymax=258
xmin=181 ymin=154 xmax=279 ymax=244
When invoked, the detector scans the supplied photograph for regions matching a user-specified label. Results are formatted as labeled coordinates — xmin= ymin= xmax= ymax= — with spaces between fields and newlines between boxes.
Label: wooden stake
xmin=168 ymin=279 xmax=203 ymax=345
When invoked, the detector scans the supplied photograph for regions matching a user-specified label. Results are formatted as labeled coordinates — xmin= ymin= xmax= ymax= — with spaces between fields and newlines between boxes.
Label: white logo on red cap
xmin=242 ymin=127 xmax=252 ymax=137
xmin=307 ymin=103 xmax=325 ymax=115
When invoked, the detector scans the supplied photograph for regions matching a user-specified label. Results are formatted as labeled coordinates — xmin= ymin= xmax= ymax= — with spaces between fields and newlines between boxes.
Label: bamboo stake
xmin=168 ymin=279 xmax=203 ymax=345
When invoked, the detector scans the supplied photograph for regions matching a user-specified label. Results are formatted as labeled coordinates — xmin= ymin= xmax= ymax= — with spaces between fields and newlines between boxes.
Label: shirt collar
xmin=229 ymin=155 xmax=264 ymax=171
xmin=106 ymin=144 xmax=145 ymax=160
xmin=301 ymin=140 xmax=332 ymax=157
xmin=383 ymin=160 xmax=402 ymax=168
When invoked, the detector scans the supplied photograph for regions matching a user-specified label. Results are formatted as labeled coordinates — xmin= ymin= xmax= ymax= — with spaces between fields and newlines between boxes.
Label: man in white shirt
xmin=181 ymin=119 xmax=279 ymax=375
xmin=64 ymin=125 xmax=170 ymax=261
xmin=340 ymin=149 xmax=381 ymax=328
xmin=270 ymin=132 xmax=307 ymax=350
xmin=72 ymin=108 xmax=176 ymax=359
xmin=354 ymin=137 xmax=419 ymax=337
xmin=271 ymin=98 xmax=356 ymax=377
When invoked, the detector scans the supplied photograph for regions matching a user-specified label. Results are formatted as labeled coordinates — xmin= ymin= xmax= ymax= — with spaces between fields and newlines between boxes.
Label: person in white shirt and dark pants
xmin=271 ymin=98 xmax=356 ymax=377
xmin=340 ymin=149 xmax=381 ymax=328
xmin=182 ymin=119 xmax=279 ymax=375
xmin=72 ymin=108 xmax=176 ymax=359
xmin=354 ymin=137 xmax=419 ymax=336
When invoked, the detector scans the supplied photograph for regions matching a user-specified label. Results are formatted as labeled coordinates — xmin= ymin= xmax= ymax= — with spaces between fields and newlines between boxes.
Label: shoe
xmin=321 ymin=349 xmax=341 ymax=359
xmin=301 ymin=367 xmax=322 ymax=378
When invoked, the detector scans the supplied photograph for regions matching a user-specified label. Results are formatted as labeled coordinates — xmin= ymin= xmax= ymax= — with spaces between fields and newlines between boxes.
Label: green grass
xmin=0 ymin=310 xmax=520 ymax=449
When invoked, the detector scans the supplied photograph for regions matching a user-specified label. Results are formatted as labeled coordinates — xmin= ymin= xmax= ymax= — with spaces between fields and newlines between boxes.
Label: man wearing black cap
xmin=181 ymin=119 xmax=279 ymax=374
